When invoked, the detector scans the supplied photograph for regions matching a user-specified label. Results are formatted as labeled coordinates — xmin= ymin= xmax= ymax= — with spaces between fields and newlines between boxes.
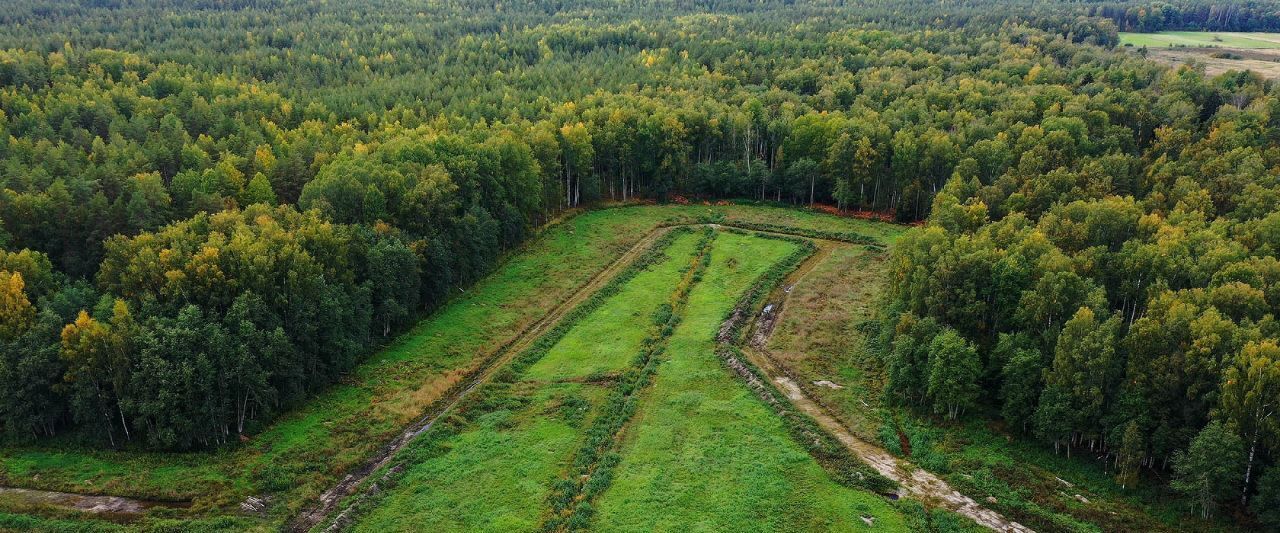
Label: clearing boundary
xmin=3 ymin=219 xmax=1023 ymax=533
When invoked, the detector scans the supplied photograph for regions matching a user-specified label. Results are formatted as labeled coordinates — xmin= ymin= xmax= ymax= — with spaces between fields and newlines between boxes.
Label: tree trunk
xmin=118 ymin=405 xmax=131 ymax=442
xmin=238 ymin=394 xmax=248 ymax=435
xmin=1244 ymin=424 xmax=1260 ymax=505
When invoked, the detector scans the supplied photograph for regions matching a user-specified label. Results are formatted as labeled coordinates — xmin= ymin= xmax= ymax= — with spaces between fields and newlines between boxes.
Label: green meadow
xmin=1120 ymin=31 xmax=1280 ymax=48
xmin=594 ymin=231 xmax=907 ymax=531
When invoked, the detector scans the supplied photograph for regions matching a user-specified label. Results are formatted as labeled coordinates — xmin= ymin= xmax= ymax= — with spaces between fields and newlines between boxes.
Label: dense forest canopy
xmin=2 ymin=4 xmax=1280 ymax=525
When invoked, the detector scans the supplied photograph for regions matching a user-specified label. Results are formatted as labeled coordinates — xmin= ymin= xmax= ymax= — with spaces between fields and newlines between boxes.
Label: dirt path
xmin=748 ymin=239 xmax=836 ymax=348
xmin=737 ymin=242 xmax=1033 ymax=533
xmin=748 ymin=351 xmax=1030 ymax=532
xmin=0 ymin=486 xmax=189 ymax=517
xmin=290 ymin=226 xmax=674 ymax=532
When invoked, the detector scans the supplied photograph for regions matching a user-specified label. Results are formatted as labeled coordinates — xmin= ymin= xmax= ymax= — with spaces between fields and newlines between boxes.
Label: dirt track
xmin=737 ymin=238 xmax=1033 ymax=533
xmin=0 ymin=486 xmax=189 ymax=516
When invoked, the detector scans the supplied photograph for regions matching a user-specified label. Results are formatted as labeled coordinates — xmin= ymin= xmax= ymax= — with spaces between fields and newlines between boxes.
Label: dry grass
xmin=381 ymin=368 xmax=470 ymax=425
xmin=766 ymin=245 xmax=892 ymax=439
xmin=1134 ymin=46 xmax=1280 ymax=79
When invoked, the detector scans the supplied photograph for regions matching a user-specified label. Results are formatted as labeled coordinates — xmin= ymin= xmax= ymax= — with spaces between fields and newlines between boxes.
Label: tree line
xmin=0 ymin=0 xmax=1277 ymax=461
xmin=881 ymin=64 xmax=1280 ymax=524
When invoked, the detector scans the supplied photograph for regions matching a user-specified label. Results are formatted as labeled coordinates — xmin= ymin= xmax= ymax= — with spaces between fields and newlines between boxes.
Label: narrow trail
xmin=0 ymin=486 xmax=188 ymax=517
xmin=737 ymin=240 xmax=1033 ymax=533
xmin=290 ymin=226 xmax=674 ymax=532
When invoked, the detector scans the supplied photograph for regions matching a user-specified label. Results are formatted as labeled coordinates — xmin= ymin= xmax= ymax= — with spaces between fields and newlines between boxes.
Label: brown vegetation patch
xmin=1136 ymin=46 xmax=1280 ymax=78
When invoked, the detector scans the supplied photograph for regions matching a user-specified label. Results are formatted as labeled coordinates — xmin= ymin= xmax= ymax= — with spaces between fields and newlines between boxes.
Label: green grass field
xmin=594 ymin=231 xmax=907 ymax=531
xmin=0 ymin=204 xmax=901 ymax=530
xmin=1120 ymin=31 xmax=1280 ymax=48
xmin=522 ymin=232 xmax=703 ymax=382
xmin=351 ymin=382 xmax=609 ymax=533
xmin=347 ymin=228 xmax=914 ymax=531
xmin=349 ymin=230 xmax=705 ymax=531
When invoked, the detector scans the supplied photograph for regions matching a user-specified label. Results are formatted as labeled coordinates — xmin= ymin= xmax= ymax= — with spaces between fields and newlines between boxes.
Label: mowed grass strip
xmin=594 ymin=232 xmax=907 ymax=532
xmin=543 ymin=230 xmax=716 ymax=531
xmin=349 ymin=382 xmax=607 ymax=533
xmin=523 ymin=231 xmax=705 ymax=382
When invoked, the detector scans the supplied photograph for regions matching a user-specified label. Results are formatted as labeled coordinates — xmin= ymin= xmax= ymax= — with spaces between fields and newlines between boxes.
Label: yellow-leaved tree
xmin=0 ymin=271 xmax=34 ymax=340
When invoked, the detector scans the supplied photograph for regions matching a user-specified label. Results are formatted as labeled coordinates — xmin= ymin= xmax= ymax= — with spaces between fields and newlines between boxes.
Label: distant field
xmin=1120 ymin=31 xmax=1280 ymax=48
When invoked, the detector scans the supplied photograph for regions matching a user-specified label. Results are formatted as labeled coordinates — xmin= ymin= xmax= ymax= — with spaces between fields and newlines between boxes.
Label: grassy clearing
xmin=523 ymin=232 xmax=704 ymax=382
xmin=347 ymin=230 xmax=707 ymax=531
xmin=350 ymin=382 xmax=607 ymax=533
xmin=594 ymin=232 xmax=907 ymax=532
xmin=0 ymin=203 xmax=902 ymax=527
xmin=1120 ymin=31 xmax=1280 ymax=48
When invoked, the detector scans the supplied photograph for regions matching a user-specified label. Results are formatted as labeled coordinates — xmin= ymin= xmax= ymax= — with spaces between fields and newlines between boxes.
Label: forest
xmin=1 ymin=0 xmax=1280 ymax=530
